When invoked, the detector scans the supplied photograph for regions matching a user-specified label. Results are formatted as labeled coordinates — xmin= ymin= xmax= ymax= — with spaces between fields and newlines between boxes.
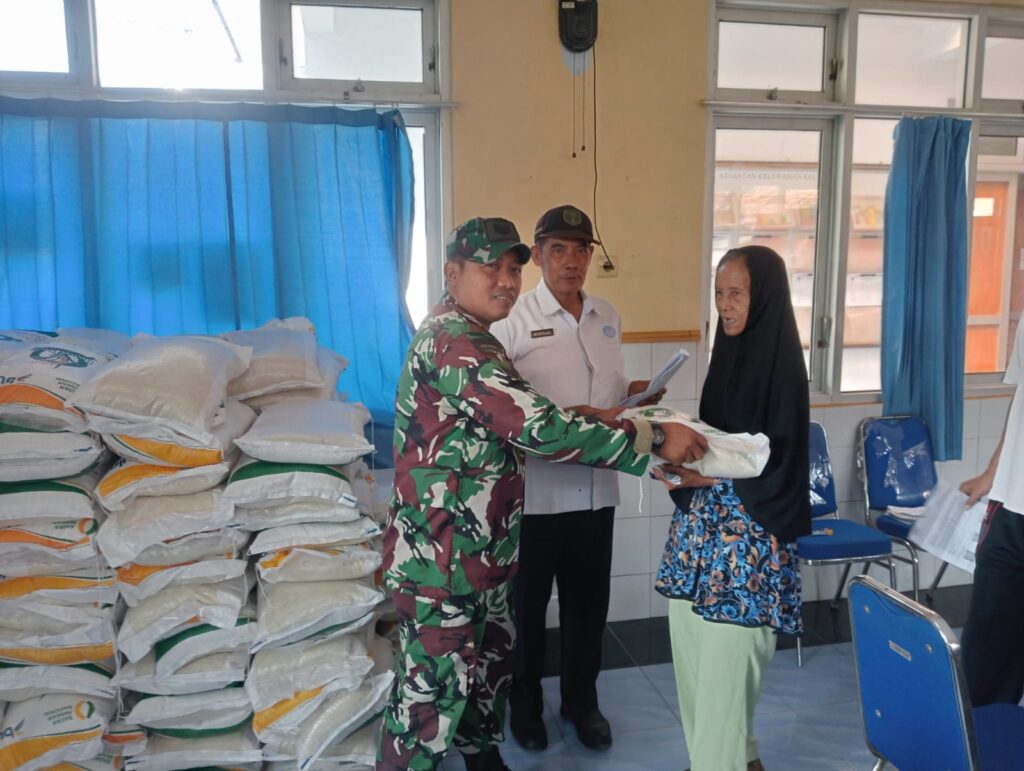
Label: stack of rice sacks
xmin=63 ymin=333 xmax=262 ymax=770
xmin=220 ymin=328 xmax=391 ymax=769
xmin=0 ymin=328 xmax=146 ymax=769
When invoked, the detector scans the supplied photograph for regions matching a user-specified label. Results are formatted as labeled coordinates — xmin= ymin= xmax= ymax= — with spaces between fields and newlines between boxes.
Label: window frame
xmin=713 ymin=6 xmax=840 ymax=104
xmin=0 ymin=0 xmax=85 ymax=86
xmin=276 ymin=0 xmax=439 ymax=100
xmin=978 ymin=21 xmax=1024 ymax=114
xmin=709 ymin=1 xmax=1024 ymax=400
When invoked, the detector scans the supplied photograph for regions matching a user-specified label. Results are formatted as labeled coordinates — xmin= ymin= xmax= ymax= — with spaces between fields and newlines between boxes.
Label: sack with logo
xmin=0 ymin=692 xmax=114 ymax=771
xmin=0 ymin=330 xmax=58 ymax=362
xmin=0 ymin=518 xmax=104 ymax=578
xmin=0 ymin=465 xmax=103 ymax=525
xmin=0 ymin=339 xmax=114 ymax=432
xmin=122 ymin=727 xmax=263 ymax=770
xmin=96 ymin=458 xmax=231 ymax=512
xmin=0 ymin=660 xmax=116 ymax=701
xmin=0 ymin=568 xmax=117 ymax=606
xmin=0 ymin=602 xmax=118 ymax=665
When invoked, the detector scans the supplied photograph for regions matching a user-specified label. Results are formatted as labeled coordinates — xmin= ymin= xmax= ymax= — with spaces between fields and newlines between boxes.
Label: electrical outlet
xmin=596 ymin=254 xmax=618 ymax=278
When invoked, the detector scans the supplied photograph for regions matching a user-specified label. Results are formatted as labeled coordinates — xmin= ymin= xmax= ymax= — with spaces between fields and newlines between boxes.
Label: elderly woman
xmin=653 ymin=245 xmax=810 ymax=771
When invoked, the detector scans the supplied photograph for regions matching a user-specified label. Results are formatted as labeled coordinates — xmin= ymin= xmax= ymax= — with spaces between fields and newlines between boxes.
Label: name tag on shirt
xmin=530 ymin=328 xmax=555 ymax=339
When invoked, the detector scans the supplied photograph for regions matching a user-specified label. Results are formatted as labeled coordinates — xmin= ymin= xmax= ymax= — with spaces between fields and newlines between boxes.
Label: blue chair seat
xmin=976 ymin=703 xmax=1024 ymax=770
xmin=875 ymin=512 xmax=913 ymax=540
xmin=797 ymin=518 xmax=893 ymax=561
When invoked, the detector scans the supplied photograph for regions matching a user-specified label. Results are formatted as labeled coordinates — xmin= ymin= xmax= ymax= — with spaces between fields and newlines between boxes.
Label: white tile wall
xmin=548 ymin=342 xmax=1016 ymax=624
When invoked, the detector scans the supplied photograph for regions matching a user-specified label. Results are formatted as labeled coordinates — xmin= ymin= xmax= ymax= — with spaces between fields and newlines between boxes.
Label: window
xmin=0 ymin=0 xmax=445 ymax=327
xmin=280 ymin=0 xmax=437 ymax=97
xmin=95 ymin=0 xmax=263 ymax=89
xmin=0 ymin=0 xmax=69 ymax=74
xmin=712 ymin=3 xmax=1024 ymax=395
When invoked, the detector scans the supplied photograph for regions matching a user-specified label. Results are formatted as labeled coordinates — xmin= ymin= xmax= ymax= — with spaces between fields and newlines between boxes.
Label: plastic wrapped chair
xmin=796 ymin=422 xmax=895 ymax=666
xmin=848 ymin=575 xmax=1024 ymax=770
xmin=857 ymin=415 xmax=936 ymax=601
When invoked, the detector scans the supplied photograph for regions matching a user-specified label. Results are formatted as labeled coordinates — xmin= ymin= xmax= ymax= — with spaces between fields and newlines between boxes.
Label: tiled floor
xmin=436 ymin=585 xmax=977 ymax=770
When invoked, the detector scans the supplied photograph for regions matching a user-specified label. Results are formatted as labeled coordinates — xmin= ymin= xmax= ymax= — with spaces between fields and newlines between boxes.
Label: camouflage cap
xmin=446 ymin=217 xmax=531 ymax=264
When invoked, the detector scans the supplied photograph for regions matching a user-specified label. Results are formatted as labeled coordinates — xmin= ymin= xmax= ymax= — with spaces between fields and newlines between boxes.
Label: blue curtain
xmin=0 ymin=98 xmax=414 ymax=421
xmin=881 ymin=116 xmax=971 ymax=460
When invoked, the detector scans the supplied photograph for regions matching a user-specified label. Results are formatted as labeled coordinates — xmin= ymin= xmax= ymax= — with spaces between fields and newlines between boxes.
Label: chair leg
xmin=871 ymin=759 xmax=888 ymax=771
xmin=796 ymin=636 xmax=802 ymax=668
xmin=832 ymin=563 xmax=853 ymax=607
xmin=925 ymin=561 xmax=949 ymax=605
xmin=887 ymin=558 xmax=897 ymax=590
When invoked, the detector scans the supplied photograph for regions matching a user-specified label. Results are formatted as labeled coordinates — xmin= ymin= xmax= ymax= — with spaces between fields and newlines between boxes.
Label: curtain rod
xmin=703 ymin=99 xmax=1024 ymax=122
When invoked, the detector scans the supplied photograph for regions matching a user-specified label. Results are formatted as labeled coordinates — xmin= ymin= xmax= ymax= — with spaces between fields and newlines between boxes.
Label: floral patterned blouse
xmin=655 ymin=480 xmax=803 ymax=636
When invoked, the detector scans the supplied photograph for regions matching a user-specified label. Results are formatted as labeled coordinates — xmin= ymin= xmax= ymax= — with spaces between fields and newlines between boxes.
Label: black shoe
xmin=462 ymin=746 xmax=511 ymax=771
xmin=561 ymin=707 xmax=613 ymax=751
xmin=510 ymin=708 xmax=548 ymax=751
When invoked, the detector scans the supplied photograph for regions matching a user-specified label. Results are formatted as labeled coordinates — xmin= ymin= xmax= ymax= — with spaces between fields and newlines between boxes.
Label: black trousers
xmin=961 ymin=504 xmax=1024 ymax=706
xmin=510 ymin=506 xmax=615 ymax=719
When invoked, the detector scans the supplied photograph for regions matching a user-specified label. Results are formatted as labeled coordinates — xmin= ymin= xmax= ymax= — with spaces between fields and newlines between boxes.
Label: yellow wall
xmin=449 ymin=0 xmax=709 ymax=334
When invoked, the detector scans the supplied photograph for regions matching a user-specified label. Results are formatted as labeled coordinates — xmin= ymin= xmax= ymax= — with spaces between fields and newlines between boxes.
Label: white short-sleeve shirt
xmin=490 ymin=280 xmax=630 ymax=515
xmin=990 ymin=323 xmax=1024 ymax=515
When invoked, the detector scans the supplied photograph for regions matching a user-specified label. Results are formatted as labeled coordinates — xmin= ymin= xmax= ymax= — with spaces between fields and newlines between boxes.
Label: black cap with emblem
xmin=534 ymin=204 xmax=602 ymax=245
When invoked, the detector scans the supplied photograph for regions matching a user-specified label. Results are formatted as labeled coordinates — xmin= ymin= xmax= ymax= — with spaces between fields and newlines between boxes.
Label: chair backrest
xmin=859 ymin=415 xmax=938 ymax=510
xmin=808 ymin=421 xmax=837 ymax=519
xmin=848 ymin=575 xmax=979 ymax=771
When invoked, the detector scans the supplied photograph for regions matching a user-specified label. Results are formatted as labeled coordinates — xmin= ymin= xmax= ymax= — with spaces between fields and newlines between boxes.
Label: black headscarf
xmin=694 ymin=245 xmax=810 ymax=542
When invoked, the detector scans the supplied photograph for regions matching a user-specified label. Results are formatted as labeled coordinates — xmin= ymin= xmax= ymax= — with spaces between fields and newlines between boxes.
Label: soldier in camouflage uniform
xmin=377 ymin=217 xmax=707 ymax=771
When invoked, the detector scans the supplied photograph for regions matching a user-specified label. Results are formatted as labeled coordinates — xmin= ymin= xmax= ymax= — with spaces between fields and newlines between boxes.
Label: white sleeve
xmin=1005 ymin=324 xmax=1022 ymax=386
xmin=489 ymin=317 xmax=515 ymax=358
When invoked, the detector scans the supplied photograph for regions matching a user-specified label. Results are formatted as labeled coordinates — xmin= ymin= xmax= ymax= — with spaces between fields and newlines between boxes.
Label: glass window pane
xmin=405 ymin=127 xmax=429 ymax=327
xmin=717 ymin=21 xmax=824 ymax=92
xmin=712 ymin=128 xmax=821 ymax=375
xmin=856 ymin=14 xmax=968 ymax=108
xmin=842 ymin=119 xmax=895 ymax=392
xmin=95 ymin=0 xmax=263 ymax=89
xmin=292 ymin=5 xmax=423 ymax=83
xmin=968 ymin=137 xmax=1024 ymax=374
xmin=0 ymin=0 xmax=68 ymax=73
xmin=983 ymin=37 xmax=1024 ymax=101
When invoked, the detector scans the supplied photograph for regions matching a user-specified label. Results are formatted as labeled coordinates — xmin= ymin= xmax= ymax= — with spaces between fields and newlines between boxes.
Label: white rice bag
xmin=0 ymin=423 xmax=104 ymax=482
xmin=148 ymin=604 xmax=256 ymax=679
xmin=234 ymin=400 xmax=373 ymax=465
xmin=622 ymin=406 xmax=771 ymax=480
xmin=257 ymin=544 xmax=381 ymax=584
xmin=253 ymin=580 xmax=383 ymax=652
xmin=102 ymin=722 xmax=148 ymax=758
xmin=224 ymin=326 xmax=322 ymax=400
xmin=0 ymin=568 xmax=117 ymax=606
xmin=225 ymin=456 xmax=360 ymax=509
xmin=96 ymin=457 xmax=231 ymax=512
xmin=96 ymin=489 xmax=235 ymax=568
xmin=115 ymin=557 xmax=247 ymax=607
xmin=114 ymin=647 xmax=248 ymax=696
xmin=247 ymin=632 xmax=373 ymax=713
xmin=263 ymin=718 xmax=378 ymax=768
xmin=117 ymin=574 xmax=250 ymax=663
xmin=291 ymin=672 xmax=393 ymax=768
xmin=132 ymin=527 xmax=249 ymax=566
xmin=0 ymin=602 xmax=118 ymax=665
xmin=234 ymin=500 xmax=361 ymax=531
xmin=0 ymin=340 xmax=115 ymax=432
xmin=0 ymin=330 xmax=59 ymax=360
xmin=248 ymin=519 xmax=382 ymax=555
xmin=102 ymin=398 xmax=255 ymax=468
xmin=69 ymin=335 xmax=252 ymax=444
xmin=0 ymin=518 xmax=103 ymax=576
xmin=123 ymin=687 xmax=252 ymax=738
xmin=243 ymin=345 xmax=348 ymax=412
xmin=56 ymin=327 xmax=132 ymax=358
xmin=0 ymin=660 xmax=116 ymax=701
xmin=122 ymin=727 xmax=263 ymax=770
xmin=0 ymin=466 xmax=102 ymax=524
xmin=0 ymin=693 xmax=114 ymax=770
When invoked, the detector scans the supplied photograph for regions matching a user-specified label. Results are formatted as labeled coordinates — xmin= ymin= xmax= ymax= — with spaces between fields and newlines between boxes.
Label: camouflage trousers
xmin=376 ymin=582 xmax=515 ymax=770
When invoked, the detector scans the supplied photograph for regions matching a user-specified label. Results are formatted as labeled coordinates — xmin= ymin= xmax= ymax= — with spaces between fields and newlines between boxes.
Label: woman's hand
xmin=652 ymin=464 xmax=719 ymax=490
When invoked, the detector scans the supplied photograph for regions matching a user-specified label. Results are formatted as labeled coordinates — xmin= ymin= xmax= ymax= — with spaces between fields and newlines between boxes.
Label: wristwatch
xmin=651 ymin=422 xmax=666 ymax=450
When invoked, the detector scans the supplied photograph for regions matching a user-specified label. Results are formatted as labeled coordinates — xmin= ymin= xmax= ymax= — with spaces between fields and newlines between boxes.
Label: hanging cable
xmin=590 ymin=43 xmax=614 ymax=271
xmin=571 ymin=51 xmax=577 ymax=158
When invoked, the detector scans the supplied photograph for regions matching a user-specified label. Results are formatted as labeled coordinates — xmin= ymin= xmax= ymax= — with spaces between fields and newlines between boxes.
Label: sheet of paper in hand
xmin=622 ymin=406 xmax=770 ymax=479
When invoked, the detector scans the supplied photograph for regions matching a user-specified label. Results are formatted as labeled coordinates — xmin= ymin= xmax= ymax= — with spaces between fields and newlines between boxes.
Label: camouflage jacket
xmin=382 ymin=297 xmax=651 ymax=598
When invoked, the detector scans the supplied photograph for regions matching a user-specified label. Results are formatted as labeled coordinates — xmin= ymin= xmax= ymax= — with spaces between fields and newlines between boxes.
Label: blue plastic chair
xmin=858 ymin=416 xmax=936 ymax=601
xmin=796 ymin=422 xmax=896 ymax=666
xmin=848 ymin=575 xmax=1024 ymax=770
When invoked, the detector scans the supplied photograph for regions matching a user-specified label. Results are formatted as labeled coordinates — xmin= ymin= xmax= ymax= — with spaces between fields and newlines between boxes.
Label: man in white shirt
xmin=490 ymin=205 xmax=661 ymax=752
xmin=959 ymin=321 xmax=1024 ymax=707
